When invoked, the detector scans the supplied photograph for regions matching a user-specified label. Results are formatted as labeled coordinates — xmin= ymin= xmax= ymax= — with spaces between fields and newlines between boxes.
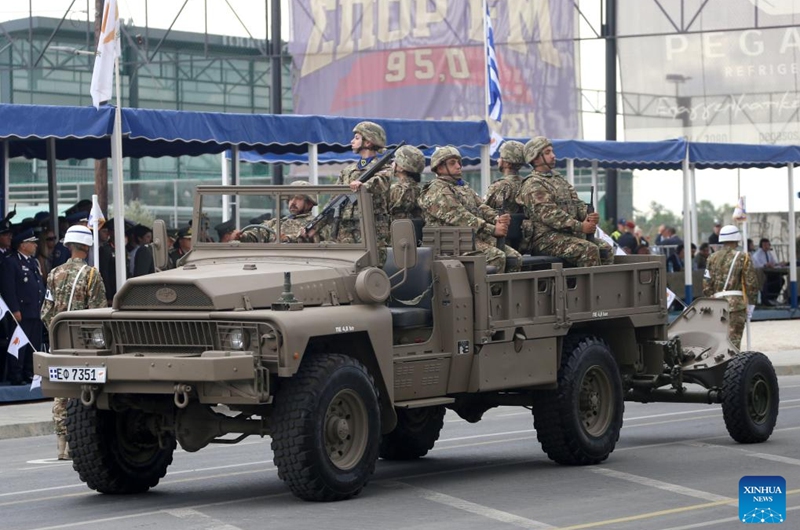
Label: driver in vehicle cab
xmin=232 ymin=182 xmax=318 ymax=243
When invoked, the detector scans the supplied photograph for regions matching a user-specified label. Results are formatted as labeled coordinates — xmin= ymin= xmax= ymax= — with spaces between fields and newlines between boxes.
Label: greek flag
xmin=485 ymin=2 xmax=503 ymax=122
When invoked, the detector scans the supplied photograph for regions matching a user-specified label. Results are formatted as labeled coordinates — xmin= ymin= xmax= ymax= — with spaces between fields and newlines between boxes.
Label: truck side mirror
xmin=151 ymin=219 xmax=169 ymax=271
xmin=391 ymin=219 xmax=417 ymax=270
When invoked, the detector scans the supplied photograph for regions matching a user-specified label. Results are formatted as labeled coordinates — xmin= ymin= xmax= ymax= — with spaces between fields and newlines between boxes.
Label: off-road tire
xmin=270 ymin=354 xmax=381 ymax=501
xmin=722 ymin=351 xmax=779 ymax=443
xmin=66 ymin=399 xmax=175 ymax=494
xmin=532 ymin=335 xmax=624 ymax=465
xmin=379 ymin=406 xmax=445 ymax=460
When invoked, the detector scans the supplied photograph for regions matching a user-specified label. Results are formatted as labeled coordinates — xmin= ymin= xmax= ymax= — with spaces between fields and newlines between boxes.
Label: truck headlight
xmin=91 ymin=328 xmax=106 ymax=348
xmin=229 ymin=329 xmax=247 ymax=350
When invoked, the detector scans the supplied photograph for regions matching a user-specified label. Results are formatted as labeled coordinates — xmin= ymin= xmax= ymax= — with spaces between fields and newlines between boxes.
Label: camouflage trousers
xmin=336 ymin=219 xmax=388 ymax=267
xmin=729 ymin=309 xmax=747 ymax=350
xmin=533 ymin=233 xmax=614 ymax=267
xmin=473 ymin=242 xmax=522 ymax=273
xmin=53 ymin=397 xmax=68 ymax=436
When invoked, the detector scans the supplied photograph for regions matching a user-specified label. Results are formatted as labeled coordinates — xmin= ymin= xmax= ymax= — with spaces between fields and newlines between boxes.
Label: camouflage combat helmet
xmin=394 ymin=145 xmax=426 ymax=174
xmin=499 ymin=140 xmax=526 ymax=165
xmin=524 ymin=136 xmax=553 ymax=165
xmin=290 ymin=180 xmax=317 ymax=205
xmin=430 ymin=146 xmax=462 ymax=171
xmin=353 ymin=121 xmax=386 ymax=149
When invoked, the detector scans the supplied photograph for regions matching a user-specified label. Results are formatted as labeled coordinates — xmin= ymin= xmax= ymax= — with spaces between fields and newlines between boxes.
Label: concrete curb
xmin=0 ymin=420 xmax=53 ymax=441
xmin=775 ymin=365 xmax=800 ymax=376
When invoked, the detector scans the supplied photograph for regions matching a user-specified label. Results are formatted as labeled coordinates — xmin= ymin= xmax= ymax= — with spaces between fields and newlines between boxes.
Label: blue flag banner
xmin=486 ymin=3 xmax=503 ymax=122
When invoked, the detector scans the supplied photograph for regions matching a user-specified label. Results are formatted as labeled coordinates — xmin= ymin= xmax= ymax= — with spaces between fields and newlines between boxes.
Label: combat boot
xmin=57 ymin=435 xmax=71 ymax=460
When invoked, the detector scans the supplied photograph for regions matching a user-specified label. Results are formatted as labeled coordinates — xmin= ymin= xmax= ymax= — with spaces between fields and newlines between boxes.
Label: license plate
xmin=49 ymin=366 xmax=107 ymax=383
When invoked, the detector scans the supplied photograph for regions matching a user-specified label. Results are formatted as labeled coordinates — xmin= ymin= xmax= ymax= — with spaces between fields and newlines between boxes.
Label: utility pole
xmin=603 ymin=0 xmax=618 ymax=224
xmin=94 ymin=0 xmax=108 ymax=215
xmin=271 ymin=0 xmax=283 ymax=185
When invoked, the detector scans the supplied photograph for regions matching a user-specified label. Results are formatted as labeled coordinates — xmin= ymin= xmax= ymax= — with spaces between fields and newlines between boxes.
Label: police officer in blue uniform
xmin=1 ymin=228 xmax=46 ymax=384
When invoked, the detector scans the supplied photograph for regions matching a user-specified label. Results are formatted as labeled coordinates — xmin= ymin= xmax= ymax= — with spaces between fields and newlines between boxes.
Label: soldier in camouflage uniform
xmin=485 ymin=140 xmax=526 ymax=214
xmin=41 ymin=225 xmax=107 ymax=460
xmin=516 ymin=136 xmax=613 ymax=266
xmin=389 ymin=145 xmax=425 ymax=221
xmin=702 ymin=225 xmax=759 ymax=350
xmin=235 ymin=182 xmax=318 ymax=243
xmin=418 ymin=146 xmax=521 ymax=273
xmin=320 ymin=122 xmax=393 ymax=266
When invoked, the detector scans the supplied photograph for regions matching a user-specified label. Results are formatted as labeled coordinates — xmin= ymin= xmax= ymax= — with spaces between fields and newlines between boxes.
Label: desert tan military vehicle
xmin=34 ymin=184 xmax=779 ymax=502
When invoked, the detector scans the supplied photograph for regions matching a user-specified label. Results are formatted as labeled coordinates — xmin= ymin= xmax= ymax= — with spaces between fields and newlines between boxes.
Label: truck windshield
xmin=193 ymin=185 xmax=367 ymax=249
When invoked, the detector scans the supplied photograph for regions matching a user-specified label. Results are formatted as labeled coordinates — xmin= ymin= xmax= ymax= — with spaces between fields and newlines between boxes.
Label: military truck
xmin=34 ymin=184 xmax=779 ymax=502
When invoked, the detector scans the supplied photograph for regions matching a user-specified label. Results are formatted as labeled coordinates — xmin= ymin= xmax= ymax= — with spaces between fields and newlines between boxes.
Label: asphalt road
xmin=2 ymin=376 xmax=799 ymax=530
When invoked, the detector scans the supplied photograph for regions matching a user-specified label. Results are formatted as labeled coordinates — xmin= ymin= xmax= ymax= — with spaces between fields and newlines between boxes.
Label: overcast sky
xmin=2 ymin=0 xmax=798 ymax=216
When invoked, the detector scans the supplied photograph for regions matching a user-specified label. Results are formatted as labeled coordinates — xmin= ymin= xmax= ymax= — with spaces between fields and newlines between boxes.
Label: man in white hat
xmin=702 ymin=224 xmax=759 ymax=349
xmin=41 ymin=225 xmax=107 ymax=460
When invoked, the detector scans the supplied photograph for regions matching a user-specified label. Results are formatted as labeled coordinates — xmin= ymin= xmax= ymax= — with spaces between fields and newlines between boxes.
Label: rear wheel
xmin=380 ymin=406 xmax=445 ymax=460
xmin=66 ymin=399 xmax=175 ymax=494
xmin=722 ymin=351 xmax=779 ymax=443
xmin=532 ymin=335 xmax=624 ymax=465
xmin=271 ymin=354 xmax=381 ymax=501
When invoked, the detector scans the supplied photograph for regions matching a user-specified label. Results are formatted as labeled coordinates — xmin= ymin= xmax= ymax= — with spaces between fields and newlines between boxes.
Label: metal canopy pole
xmin=788 ymin=163 xmax=797 ymax=309
xmin=682 ymin=146 xmax=692 ymax=303
xmin=46 ymin=137 xmax=59 ymax=241
xmin=221 ymin=152 xmax=230 ymax=222
xmin=566 ymin=158 xmax=575 ymax=186
xmin=2 ymin=140 xmax=8 ymax=217
xmin=308 ymin=144 xmax=319 ymax=185
xmin=481 ymin=145 xmax=490 ymax=193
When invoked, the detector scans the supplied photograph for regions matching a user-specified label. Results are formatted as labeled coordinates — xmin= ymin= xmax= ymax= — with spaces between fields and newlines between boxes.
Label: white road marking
xmin=383 ymin=481 xmax=555 ymax=529
xmin=27 ymin=491 xmax=291 ymax=530
xmin=164 ymin=507 xmax=244 ymax=530
xmin=747 ymin=452 xmax=800 ymax=466
xmin=590 ymin=468 xmax=733 ymax=502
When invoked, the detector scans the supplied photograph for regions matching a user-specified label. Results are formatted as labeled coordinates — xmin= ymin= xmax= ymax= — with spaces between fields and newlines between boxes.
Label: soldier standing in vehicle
xmin=389 ymin=145 xmax=425 ymax=221
xmin=418 ymin=146 xmax=521 ymax=272
xmin=517 ymin=136 xmax=613 ymax=267
xmin=41 ymin=225 xmax=107 ymax=460
xmin=485 ymin=140 xmax=526 ymax=214
xmin=702 ymin=224 xmax=759 ymax=350
xmin=234 ymin=182 xmax=318 ymax=243
xmin=337 ymin=122 xmax=393 ymax=263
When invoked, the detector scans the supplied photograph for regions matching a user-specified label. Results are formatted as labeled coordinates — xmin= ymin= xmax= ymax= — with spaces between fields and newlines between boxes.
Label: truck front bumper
xmin=33 ymin=350 xmax=269 ymax=405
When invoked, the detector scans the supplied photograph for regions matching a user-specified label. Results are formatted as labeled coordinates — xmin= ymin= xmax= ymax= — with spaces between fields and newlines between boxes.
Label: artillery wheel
xmin=380 ymin=405 xmax=445 ymax=460
xmin=271 ymin=354 xmax=381 ymax=501
xmin=532 ymin=335 xmax=624 ymax=465
xmin=722 ymin=351 xmax=779 ymax=443
xmin=66 ymin=399 xmax=175 ymax=494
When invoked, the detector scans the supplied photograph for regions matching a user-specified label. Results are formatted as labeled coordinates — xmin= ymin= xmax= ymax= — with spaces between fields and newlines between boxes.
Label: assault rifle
xmin=303 ymin=141 xmax=406 ymax=239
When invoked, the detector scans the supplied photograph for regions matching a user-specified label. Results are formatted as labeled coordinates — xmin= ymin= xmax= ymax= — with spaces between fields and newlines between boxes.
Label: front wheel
xmin=66 ymin=399 xmax=176 ymax=494
xmin=532 ymin=335 xmax=624 ymax=465
xmin=270 ymin=354 xmax=381 ymax=501
xmin=722 ymin=351 xmax=779 ymax=443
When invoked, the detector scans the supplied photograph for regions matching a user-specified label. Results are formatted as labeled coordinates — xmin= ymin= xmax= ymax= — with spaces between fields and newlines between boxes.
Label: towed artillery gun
xmin=34 ymin=184 xmax=779 ymax=501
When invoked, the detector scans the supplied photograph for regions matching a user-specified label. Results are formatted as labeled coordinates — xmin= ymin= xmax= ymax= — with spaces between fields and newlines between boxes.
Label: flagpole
xmin=91 ymin=194 xmax=100 ymax=268
xmin=740 ymin=196 xmax=751 ymax=351
xmin=112 ymin=54 xmax=126 ymax=289
xmin=481 ymin=0 xmax=491 ymax=193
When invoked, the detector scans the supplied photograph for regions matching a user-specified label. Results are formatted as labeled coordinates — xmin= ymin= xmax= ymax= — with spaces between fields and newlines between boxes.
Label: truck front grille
xmin=117 ymin=284 xmax=213 ymax=310
xmin=109 ymin=320 xmax=216 ymax=354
